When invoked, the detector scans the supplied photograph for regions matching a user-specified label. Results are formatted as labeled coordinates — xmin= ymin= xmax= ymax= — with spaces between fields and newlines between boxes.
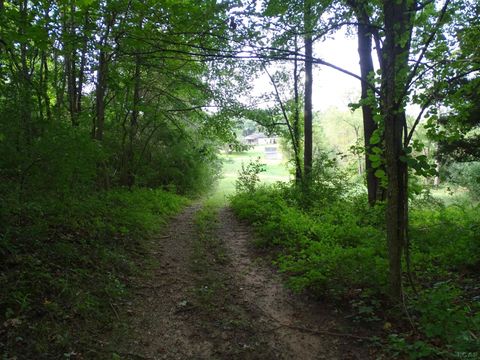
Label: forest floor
xmin=107 ymin=204 xmax=375 ymax=360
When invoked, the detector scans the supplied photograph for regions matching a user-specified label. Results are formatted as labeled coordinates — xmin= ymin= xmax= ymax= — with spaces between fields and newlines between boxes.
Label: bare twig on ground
xmin=251 ymin=302 xmax=370 ymax=341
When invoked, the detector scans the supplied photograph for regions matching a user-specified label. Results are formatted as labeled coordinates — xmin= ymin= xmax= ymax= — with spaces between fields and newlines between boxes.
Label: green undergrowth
xmin=0 ymin=188 xmax=187 ymax=359
xmin=231 ymin=185 xmax=388 ymax=298
xmin=230 ymin=183 xmax=480 ymax=359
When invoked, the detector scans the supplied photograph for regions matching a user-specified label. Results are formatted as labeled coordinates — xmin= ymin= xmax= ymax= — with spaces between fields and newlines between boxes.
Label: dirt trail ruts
xmin=217 ymin=207 xmax=371 ymax=360
xmin=117 ymin=204 xmax=209 ymax=359
xmin=115 ymin=204 xmax=372 ymax=359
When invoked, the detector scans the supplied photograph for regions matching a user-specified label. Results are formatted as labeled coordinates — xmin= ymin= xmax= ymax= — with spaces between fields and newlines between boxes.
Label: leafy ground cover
xmin=230 ymin=170 xmax=480 ymax=358
xmin=0 ymin=189 xmax=187 ymax=359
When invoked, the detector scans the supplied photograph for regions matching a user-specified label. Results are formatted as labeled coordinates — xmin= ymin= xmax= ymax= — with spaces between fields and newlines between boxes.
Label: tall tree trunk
xmin=122 ymin=54 xmax=142 ymax=188
xmin=303 ymin=1 xmax=313 ymax=180
xmin=37 ymin=51 xmax=45 ymax=122
xmin=356 ymin=17 xmax=384 ymax=205
xmin=434 ymin=144 xmax=441 ymax=186
xmin=65 ymin=52 xmax=76 ymax=125
xmin=54 ymin=46 xmax=66 ymax=120
xmin=93 ymin=10 xmax=115 ymax=141
xmin=76 ymin=10 xmax=89 ymax=117
xmin=94 ymin=49 xmax=107 ymax=140
xmin=19 ymin=0 xmax=32 ymax=142
xmin=63 ymin=3 xmax=78 ymax=126
xmin=42 ymin=51 xmax=52 ymax=121
xmin=293 ymin=35 xmax=303 ymax=184
xmin=40 ymin=4 xmax=52 ymax=122
xmin=382 ymin=0 xmax=413 ymax=301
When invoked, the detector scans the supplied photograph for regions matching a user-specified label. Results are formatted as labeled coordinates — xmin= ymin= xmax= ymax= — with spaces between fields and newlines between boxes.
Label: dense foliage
xmin=0 ymin=188 xmax=187 ymax=358
xmin=231 ymin=163 xmax=480 ymax=357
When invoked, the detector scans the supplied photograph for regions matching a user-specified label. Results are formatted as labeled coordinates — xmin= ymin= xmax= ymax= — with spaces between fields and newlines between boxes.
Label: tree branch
xmin=404 ymin=0 xmax=451 ymax=95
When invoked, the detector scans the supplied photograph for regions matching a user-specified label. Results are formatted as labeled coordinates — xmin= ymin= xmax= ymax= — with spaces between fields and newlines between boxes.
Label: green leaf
xmin=370 ymin=131 xmax=381 ymax=145
xmin=374 ymin=169 xmax=386 ymax=179
xmin=79 ymin=0 xmax=95 ymax=5
xmin=369 ymin=154 xmax=381 ymax=162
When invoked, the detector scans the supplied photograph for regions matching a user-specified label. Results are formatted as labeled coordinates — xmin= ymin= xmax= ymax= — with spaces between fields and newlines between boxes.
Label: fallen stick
xmin=270 ymin=322 xmax=371 ymax=341
xmin=251 ymin=302 xmax=370 ymax=341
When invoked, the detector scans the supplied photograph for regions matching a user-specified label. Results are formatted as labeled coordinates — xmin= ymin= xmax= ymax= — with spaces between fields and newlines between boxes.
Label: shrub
xmin=231 ymin=182 xmax=480 ymax=357
xmin=235 ymin=157 xmax=266 ymax=194
xmin=231 ymin=185 xmax=387 ymax=298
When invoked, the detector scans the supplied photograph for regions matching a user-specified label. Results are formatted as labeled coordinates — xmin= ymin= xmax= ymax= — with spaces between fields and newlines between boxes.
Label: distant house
xmin=243 ymin=132 xmax=278 ymax=146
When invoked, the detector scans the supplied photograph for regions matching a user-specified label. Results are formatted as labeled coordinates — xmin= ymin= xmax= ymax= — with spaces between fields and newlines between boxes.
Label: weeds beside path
xmin=112 ymin=203 xmax=372 ymax=359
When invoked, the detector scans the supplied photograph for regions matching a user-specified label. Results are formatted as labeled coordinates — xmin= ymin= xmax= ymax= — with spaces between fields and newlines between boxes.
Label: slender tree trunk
xmin=40 ymin=5 xmax=52 ymax=122
xmin=93 ymin=43 xmax=110 ymax=189
xmin=123 ymin=53 xmax=142 ymax=188
xmin=356 ymin=19 xmax=384 ymax=205
xmin=382 ymin=0 xmax=413 ymax=301
xmin=63 ymin=4 xmax=79 ymax=126
xmin=353 ymin=126 xmax=363 ymax=175
xmin=94 ymin=49 xmax=107 ymax=140
xmin=19 ymin=0 xmax=32 ymax=142
xmin=53 ymin=46 xmax=65 ymax=120
xmin=263 ymin=62 xmax=302 ymax=185
xmin=42 ymin=52 xmax=52 ymax=121
xmin=434 ymin=144 xmax=441 ymax=186
xmin=93 ymin=10 xmax=115 ymax=141
xmin=76 ymin=10 xmax=89 ymax=117
xmin=65 ymin=51 xmax=75 ymax=124
xmin=37 ymin=52 xmax=45 ymax=122
xmin=293 ymin=35 xmax=303 ymax=184
xmin=303 ymin=1 xmax=313 ymax=180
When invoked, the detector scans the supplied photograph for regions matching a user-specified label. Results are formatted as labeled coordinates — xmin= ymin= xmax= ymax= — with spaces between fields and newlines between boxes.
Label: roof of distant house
xmin=244 ymin=132 xmax=277 ymax=140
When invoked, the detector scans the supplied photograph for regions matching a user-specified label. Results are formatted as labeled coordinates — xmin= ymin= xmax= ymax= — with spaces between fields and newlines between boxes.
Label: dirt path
xmin=114 ymin=204 xmax=372 ymax=359
xmin=217 ymin=207 xmax=371 ymax=360
xmin=115 ymin=204 xmax=207 ymax=359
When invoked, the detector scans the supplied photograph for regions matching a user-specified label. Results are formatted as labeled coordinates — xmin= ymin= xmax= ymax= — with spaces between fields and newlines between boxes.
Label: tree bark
xmin=303 ymin=1 xmax=313 ymax=180
xmin=65 ymin=1 xmax=78 ymax=126
xmin=347 ymin=0 xmax=385 ymax=205
xmin=54 ymin=46 xmax=66 ymax=120
xmin=76 ymin=10 xmax=89 ymax=117
xmin=123 ymin=53 xmax=142 ymax=188
xmin=356 ymin=16 xmax=384 ymax=205
xmin=42 ymin=51 xmax=52 ymax=122
xmin=94 ymin=49 xmax=107 ymax=140
xmin=293 ymin=35 xmax=303 ymax=184
xmin=93 ymin=9 xmax=116 ymax=140
xmin=19 ymin=0 xmax=32 ymax=142
xmin=381 ymin=0 xmax=413 ymax=301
